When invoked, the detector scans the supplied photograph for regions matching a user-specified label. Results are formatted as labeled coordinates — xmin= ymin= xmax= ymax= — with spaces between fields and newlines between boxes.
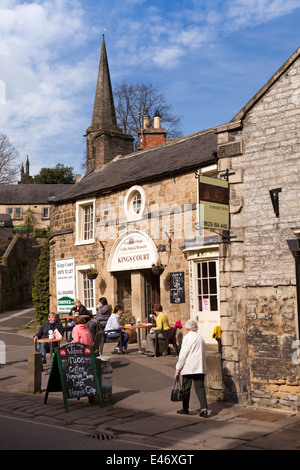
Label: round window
xmin=124 ymin=186 xmax=146 ymax=221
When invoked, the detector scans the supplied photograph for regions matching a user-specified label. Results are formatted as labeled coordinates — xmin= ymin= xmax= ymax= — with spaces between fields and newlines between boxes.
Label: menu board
xmin=170 ymin=272 xmax=185 ymax=304
xmin=44 ymin=343 xmax=102 ymax=412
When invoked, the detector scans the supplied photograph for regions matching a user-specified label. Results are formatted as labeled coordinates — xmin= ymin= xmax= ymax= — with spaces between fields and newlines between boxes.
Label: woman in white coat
xmin=175 ymin=319 xmax=208 ymax=417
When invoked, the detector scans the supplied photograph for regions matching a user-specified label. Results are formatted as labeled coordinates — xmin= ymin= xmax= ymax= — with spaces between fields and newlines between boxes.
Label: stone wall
xmin=216 ymin=53 xmax=300 ymax=409
xmin=0 ymin=234 xmax=41 ymax=311
xmin=49 ymin=170 xmax=200 ymax=327
xmin=86 ymin=131 xmax=133 ymax=173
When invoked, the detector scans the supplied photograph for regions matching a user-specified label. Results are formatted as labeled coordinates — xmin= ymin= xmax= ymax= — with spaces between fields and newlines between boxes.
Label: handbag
xmin=170 ymin=376 xmax=184 ymax=402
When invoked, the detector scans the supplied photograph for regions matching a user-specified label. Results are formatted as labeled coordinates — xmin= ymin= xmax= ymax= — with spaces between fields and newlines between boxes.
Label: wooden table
xmin=61 ymin=314 xmax=90 ymax=322
xmin=123 ymin=324 xmax=154 ymax=354
xmin=36 ymin=337 xmax=64 ymax=374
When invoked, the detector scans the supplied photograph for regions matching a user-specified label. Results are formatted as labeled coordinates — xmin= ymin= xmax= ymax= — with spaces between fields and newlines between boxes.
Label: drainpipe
xmin=287 ymin=239 xmax=300 ymax=338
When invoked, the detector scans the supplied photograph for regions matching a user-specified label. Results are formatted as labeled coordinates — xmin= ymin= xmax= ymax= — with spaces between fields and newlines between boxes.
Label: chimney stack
xmin=138 ymin=111 xmax=166 ymax=150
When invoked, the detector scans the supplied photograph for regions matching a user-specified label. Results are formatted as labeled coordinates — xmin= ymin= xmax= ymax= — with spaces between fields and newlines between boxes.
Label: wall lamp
xmin=99 ymin=240 xmax=106 ymax=260
xmin=269 ymin=188 xmax=282 ymax=218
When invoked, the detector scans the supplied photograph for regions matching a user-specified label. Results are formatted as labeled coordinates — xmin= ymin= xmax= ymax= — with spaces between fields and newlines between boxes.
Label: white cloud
xmin=0 ymin=0 xmax=92 ymax=173
xmin=0 ymin=0 xmax=299 ymax=175
xmin=226 ymin=0 xmax=300 ymax=29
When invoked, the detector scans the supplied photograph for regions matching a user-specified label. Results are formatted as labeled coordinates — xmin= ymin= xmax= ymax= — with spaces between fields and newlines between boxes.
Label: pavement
xmin=1 ymin=303 xmax=300 ymax=451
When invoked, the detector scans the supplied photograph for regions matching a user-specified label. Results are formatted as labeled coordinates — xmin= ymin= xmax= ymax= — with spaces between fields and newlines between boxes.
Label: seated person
xmin=87 ymin=297 xmax=112 ymax=340
xmin=33 ymin=312 xmax=64 ymax=363
xmin=146 ymin=304 xmax=170 ymax=357
xmin=68 ymin=299 xmax=91 ymax=340
xmin=71 ymin=316 xmax=93 ymax=345
xmin=104 ymin=305 xmax=129 ymax=354
xmin=70 ymin=299 xmax=90 ymax=317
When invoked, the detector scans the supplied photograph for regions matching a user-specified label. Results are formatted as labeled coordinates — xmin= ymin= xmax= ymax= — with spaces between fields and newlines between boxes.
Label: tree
xmin=32 ymin=238 xmax=50 ymax=324
xmin=113 ymin=82 xmax=183 ymax=148
xmin=32 ymin=163 xmax=75 ymax=184
xmin=0 ymin=133 xmax=19 ymax=184
xmin=21 ymin=208 xmax=41 ymax=237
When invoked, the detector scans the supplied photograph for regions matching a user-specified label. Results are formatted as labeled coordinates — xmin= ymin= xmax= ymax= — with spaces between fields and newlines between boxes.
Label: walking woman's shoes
xmin=177 ymin=409 xmax=189 ymax=415
xmin=199 ymin=409 xmax=208 ymax=417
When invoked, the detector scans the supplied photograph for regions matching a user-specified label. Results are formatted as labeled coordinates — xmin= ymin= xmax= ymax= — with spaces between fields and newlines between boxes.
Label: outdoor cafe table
xmin=123 ymin=323 xmax=154 ymax=354
xmin=61 ymin=314 xmax=90 ymax=323
xmin=36 ymin=337 xmax=64 ymax=374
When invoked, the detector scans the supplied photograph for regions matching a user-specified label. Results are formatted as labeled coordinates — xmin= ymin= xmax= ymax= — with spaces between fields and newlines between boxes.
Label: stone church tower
xmin=18 ymin=155 xmax=33 ymax=184
xmin=85 ymin=35 xmax=133 ymax=174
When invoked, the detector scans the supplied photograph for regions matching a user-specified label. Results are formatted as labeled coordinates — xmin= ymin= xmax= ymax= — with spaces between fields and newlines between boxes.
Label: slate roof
xmin=54 ymin=130 xmax=217 ymax=204
xmin=0 ymin=184 xmax=72 ymax=205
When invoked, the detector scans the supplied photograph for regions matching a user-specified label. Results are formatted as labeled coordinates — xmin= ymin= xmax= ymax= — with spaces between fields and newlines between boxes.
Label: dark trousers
xmin=182 ymin=374 xmax=207 ymax=411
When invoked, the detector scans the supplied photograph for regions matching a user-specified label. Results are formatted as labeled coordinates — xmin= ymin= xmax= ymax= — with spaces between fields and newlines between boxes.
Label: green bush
xmin=32 ymin=238 xmax=50 ymax=323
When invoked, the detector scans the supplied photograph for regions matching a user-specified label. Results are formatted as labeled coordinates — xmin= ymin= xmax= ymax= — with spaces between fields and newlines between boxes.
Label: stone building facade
xmin=49 ymin=36 xmax=221 ymax=346
xmin=49 ymin=130 xmax=220 ymax=344
xmin=49 ymin=35 xmax=300 ymax=409
xmin=215 ymin=47 xmax=300 ymax=409
xmin=0 ymin=182 xmax=71 ymax=232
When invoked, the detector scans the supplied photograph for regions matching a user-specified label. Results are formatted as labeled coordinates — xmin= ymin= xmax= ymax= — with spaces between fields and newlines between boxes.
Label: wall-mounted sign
xmin=56 ymin=258 xmax=75 ymax=313
xmin=108 ymin=230 xmax=158 ymax=272
xmin=170 ymin=272 xmax=185 ymax=304
xmin=198 ymin=175 xmax=229 ymax=231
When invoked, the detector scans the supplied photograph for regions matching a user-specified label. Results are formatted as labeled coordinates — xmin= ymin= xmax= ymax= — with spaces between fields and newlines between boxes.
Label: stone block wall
xmin=49 ymin=170 xmax=201 ymax=327
xmin=0 ymin=234 xmax=40 ymax=312
xmin=216 ymin=53 xmax=300 ymax=409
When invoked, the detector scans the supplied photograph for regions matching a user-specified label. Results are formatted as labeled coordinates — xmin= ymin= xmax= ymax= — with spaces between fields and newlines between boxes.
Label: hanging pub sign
xmin=44 ymin=343 xmax=102 ymax=412
xmin=198 ymin=175 xmax=229 ymax=231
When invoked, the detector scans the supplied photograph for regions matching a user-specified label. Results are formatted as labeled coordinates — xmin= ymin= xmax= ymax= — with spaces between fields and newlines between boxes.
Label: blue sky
xmin=0 ymin=0 xmax=299 ymax=178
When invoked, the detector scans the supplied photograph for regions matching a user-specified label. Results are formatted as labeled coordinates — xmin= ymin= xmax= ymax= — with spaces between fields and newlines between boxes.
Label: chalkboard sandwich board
xmin=44 ymin=343 xmax=103 ymax=412
xmin=170 ymin=272 xmax=185 ymax=304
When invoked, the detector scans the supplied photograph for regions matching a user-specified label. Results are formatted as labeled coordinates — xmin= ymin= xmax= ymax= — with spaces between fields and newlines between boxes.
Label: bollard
xmin=98 ymin=356 xmax=113 ymax=402
xmin=91 ymin=356 xmax=113 ymax=405
xmin=28 ymin=351 xmax=42 ymax=394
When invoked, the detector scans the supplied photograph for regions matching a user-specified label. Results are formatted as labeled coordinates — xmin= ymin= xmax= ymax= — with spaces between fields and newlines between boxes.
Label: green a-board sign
xmin=44 ymin=343 xmax=103 ymax=412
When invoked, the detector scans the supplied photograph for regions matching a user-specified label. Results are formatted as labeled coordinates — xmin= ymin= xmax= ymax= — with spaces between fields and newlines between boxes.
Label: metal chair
xmin=154 ymin=320 xmax=183 ymax=356
xmin=95 ymin=322 xmax=124 ymax=355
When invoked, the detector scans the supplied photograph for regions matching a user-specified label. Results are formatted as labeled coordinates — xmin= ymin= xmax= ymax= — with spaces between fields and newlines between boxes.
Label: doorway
xmin=115 ymin=271 xmax=132 ymax=314
xmin=192 ymin=259 xmax=220 ymax=343
xmin=144 ymin=270 xmax=160 ymax=321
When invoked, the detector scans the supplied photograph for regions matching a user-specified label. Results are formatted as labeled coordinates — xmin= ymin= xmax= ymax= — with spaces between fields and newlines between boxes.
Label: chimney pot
xmin=143 ymin=115 xmax=151 ymax=129
xmin=153 ymin=112 xmax=161 ymax=129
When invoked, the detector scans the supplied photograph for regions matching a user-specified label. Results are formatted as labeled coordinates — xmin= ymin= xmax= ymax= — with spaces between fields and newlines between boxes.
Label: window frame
xmin=124 ymin=185 xmax=146 ymax=222
xmin=75 ymin=198 xmax=96 ymax=246
xmin=42 ymin=207 xmax=50 ymax=219
xmin=76 ymin=264 xmax=96 ymax=315
xmin=195 ymin=259 xmax=219 ymax=313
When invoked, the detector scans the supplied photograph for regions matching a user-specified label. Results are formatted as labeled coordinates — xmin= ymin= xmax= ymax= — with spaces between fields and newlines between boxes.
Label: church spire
xmin=91 ymin=34 xmax=119 ymax=131
xmin=85 ymin=35 xmax=133 ymax=174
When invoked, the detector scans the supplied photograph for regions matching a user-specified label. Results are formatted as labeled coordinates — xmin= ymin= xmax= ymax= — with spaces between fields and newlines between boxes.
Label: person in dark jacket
xmin=70 ymin=299 xmax=91 ymax=317
xmin=33 ymin=312 xmax=64 ymax=363
xmin=87 ymin=297 xmax=111 ymax=340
